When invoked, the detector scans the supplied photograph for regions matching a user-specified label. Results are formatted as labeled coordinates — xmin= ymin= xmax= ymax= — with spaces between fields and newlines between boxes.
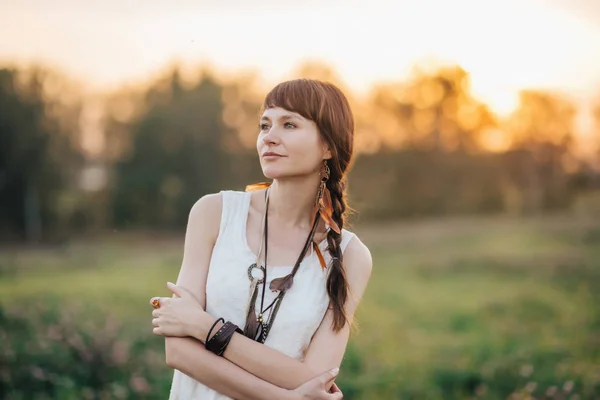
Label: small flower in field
xmin=31 ymin=366 xmax=45 ymax=380
xmin=130 ymin=374 xmax=150 ymax=393
xmin=525 ymin=381 xmax=537 ymax=393
xmin=563 ymin=380 xmax=574 ymax=392
xmin=111 ymin=340 xmax=129 ymax=365
xmin=545 ymin=386 xmax=557 ymax=397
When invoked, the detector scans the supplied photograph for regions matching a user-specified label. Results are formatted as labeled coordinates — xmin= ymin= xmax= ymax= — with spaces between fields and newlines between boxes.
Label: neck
xmin=267 ymin=175 xmax=321 ymax=229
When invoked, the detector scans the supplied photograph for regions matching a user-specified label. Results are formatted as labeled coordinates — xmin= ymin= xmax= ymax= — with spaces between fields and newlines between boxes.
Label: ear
xmin=322 ymin=145 xmax=332 ymax=160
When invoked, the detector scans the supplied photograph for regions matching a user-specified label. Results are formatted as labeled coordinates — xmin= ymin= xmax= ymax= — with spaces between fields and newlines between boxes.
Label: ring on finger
xmin=151 ymin=298 xmax=161 ymax=309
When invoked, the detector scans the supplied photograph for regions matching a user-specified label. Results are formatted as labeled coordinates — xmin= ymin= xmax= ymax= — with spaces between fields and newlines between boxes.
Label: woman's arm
xmin=159 ymin=193 xmax=371 ymax=393
xmin=161 ymin=194 xmax=292 ymax=400
xmin=184 ymin=236 xmax=373 ymax=390
xmin=166 ymin=337 xmax=295 ymax=400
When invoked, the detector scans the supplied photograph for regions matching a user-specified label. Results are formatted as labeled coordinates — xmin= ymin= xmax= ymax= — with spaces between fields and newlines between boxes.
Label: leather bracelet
xmin=205 ymin=319 xmax=230 ymax=354
xmin=206 ymin=322 xmax=235 ymax=356
xmin=205 ymin=321 xmax=243 ymax=356
xmin=206 ymin=322 xmax=240 ymax=356
xmin=205 ymin=317 xmax=225 ymax=344
xmin=218 ymin=323 xmax=239 ymax=356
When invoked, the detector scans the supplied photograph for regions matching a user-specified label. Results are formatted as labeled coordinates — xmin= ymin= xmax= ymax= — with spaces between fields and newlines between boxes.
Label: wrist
xmin=189 ymin=310 xmax=216 ymax=343
xmin=196 ymin=311 xmax=221 ymax=342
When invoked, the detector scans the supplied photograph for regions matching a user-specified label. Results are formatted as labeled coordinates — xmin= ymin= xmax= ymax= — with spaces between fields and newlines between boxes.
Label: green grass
xmin=1 ymin=215 xmax=599 ymax=399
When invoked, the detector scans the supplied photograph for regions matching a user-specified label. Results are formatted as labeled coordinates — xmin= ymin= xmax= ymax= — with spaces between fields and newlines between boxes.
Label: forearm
xmin=166 ymin=337 xmax=296 ymax=400
xmin=191 ymin=316 xmax=324 ymax=390
xmin=223 ymin=333 xmax=322 ymax=390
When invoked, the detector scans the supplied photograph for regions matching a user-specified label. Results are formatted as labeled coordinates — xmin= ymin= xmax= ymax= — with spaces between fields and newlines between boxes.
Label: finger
xmin=329 ymin=393 xmax=343 ymax=400
xmin=319 ymin=368 xmax=339 ymax=386
xmin=166 ymin=282 xmax=203 ymax=305
xmin=152 ymin=318 xmax=160 ymax=327
xmin=152 ymin=309 xmax=160 ymax=317
xmin=150 ymin=297 xmax=163 ymax=309
xmin=331 ymin=383 xmax=342 ymax=393
xmin=152 ymin=327 xmax=163 ymax=336
xmin=167 ymin=282 xmax=187 ymax=298
xmin=159 ymin=297 xmax=171 ymax=307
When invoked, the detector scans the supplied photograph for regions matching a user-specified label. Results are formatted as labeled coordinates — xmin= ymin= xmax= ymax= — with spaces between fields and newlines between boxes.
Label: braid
xmin=325 ymin=172 xmax=350 ymax=332
xmin=261 ymin=78 xmax=356 ymax=332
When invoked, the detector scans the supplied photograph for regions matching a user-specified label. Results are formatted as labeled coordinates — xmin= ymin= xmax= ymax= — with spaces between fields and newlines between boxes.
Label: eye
xmin=259 ymin=123 xmax=270 ymax=131
xmin=284 ymin=122 xmax=296 ymax=129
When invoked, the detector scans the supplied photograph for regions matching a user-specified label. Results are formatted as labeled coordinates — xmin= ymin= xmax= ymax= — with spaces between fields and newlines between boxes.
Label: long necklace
xmin=243 ymin=188 xmax=320 ymax=343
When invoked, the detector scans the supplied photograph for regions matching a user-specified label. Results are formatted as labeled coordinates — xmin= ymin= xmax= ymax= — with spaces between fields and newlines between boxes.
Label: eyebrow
xmin=260 ymin=114 xmax=302 ymax=122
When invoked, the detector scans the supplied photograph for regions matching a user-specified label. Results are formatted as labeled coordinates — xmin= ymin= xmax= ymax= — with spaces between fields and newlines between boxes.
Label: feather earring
xmin=315 ymin=160 xmax=341 ymax=234
xmin=313 ymin=242 xmax=327 ymax=270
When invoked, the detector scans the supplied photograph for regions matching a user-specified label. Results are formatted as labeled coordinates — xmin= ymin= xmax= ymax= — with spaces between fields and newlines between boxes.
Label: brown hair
xmin=262 ymin=79 xmax=355 ymax=332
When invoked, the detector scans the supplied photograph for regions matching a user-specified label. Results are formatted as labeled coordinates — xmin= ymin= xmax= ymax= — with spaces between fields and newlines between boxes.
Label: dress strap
xmin=215 ymin=190 xmax=251 ymax=247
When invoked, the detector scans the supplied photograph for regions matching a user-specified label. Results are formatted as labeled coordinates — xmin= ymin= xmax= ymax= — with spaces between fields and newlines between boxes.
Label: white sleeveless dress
xmin=168 ymin=190 xmax=356 ymax=400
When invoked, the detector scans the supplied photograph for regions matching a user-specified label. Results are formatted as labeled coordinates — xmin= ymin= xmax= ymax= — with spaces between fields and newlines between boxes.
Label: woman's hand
xmin=290 ymin=368 xmax=343 ymax=400
xmin=150 ymin=282 xmax=210 ymax=338
xmin=330 ymin=383 xmax=342 ymax=395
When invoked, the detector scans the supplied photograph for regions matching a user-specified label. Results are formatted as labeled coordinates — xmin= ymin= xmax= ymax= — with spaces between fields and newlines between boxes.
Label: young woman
xmin=149 ymin=79 xmax=373 ymax=399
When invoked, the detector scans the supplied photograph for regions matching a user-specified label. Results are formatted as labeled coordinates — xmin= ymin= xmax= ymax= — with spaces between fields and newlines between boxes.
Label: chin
xmin=261 ymin=166 xmax=284 ymax=180
xmin=262 ymin=162 xmax=302 ymax=180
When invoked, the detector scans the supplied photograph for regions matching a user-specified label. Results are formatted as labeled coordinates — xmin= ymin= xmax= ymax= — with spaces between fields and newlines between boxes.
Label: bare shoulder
xmin=190 ymin=192 xmax=223 ymax=216
xmin=342 ymin=235 xmax=373 ymax=289
xmin=187 ymin=192 xmax=223 ymax=242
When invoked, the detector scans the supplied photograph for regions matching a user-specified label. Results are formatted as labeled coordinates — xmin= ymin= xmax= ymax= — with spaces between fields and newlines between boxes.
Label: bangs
xmin=262 ymin=79 xmax=325 ymax=122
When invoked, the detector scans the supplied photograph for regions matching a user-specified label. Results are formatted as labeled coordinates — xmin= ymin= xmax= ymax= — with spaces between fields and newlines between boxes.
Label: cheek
xmin=293 ymin=129 xmax=321 ymax=153
xmin=291 ymin=137 xmax=325 ymax=170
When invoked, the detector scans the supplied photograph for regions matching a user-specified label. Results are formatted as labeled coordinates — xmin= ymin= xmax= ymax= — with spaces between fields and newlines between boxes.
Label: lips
xmin=262 ymin=152 xmax=285 ymax=158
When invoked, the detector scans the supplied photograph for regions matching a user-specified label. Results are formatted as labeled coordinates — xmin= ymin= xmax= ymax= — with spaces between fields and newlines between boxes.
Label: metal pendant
xmin=254 ymin=321 xmax=267 ymax=343
xmin=247 ymin=263 xmax=265 ymax=283
xmin=261 ymin=326 xmax=268 ymax=343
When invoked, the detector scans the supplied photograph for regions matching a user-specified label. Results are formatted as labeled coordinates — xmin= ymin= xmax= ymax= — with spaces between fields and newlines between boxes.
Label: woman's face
xmin=257 ymin=107 xmax=331 ymax=180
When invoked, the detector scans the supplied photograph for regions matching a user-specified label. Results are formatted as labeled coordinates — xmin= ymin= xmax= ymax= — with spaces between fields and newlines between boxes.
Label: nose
xmin=261 ymin=127 xmax=280 ymax=145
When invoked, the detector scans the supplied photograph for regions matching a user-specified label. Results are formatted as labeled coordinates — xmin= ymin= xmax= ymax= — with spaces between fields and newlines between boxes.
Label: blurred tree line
xmin=0 ymin=67 xmax=84 ymax=242
xmin=1 ymin=62 xmax=599 ymax=242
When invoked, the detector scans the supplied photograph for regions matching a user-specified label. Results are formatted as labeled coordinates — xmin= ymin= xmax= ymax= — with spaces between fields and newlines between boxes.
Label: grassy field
xmin=1 ymin=214 xmax=599 ymax=399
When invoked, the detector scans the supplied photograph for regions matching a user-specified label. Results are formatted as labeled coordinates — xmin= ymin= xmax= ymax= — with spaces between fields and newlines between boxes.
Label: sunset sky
xmin=1 ymin=0 xmax=600 ymax=146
